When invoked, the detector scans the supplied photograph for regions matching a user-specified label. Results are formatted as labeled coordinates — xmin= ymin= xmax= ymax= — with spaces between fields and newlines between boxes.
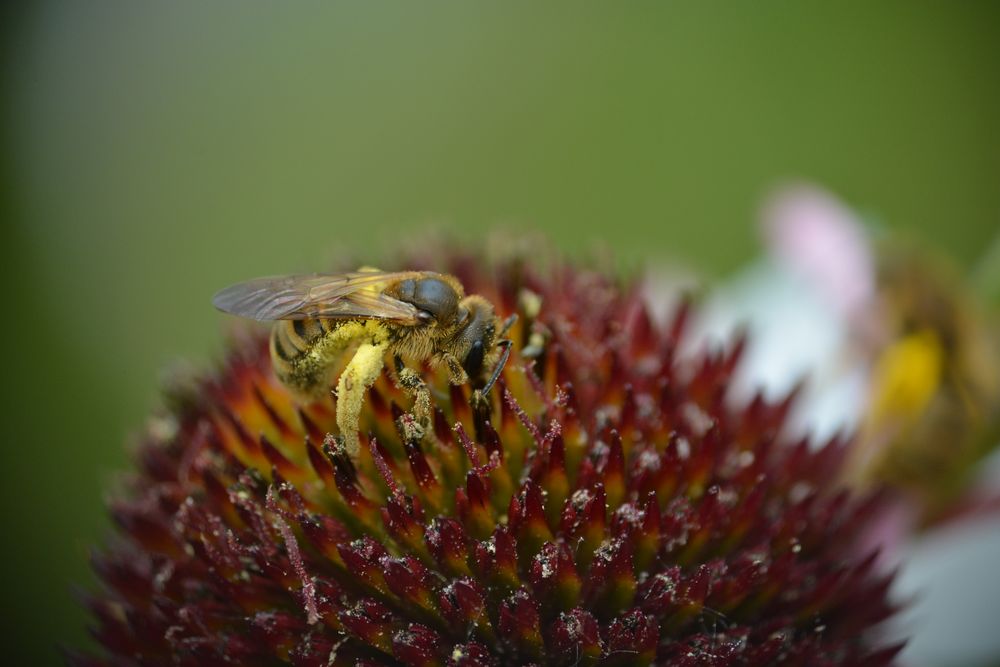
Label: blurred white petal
xmin=695 ymin=261 xmax=867 ymax=442
xmin=891 ymin=511 xmax=1000 ymax=667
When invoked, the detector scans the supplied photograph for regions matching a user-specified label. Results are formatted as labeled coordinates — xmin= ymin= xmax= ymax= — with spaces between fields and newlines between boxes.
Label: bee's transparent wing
xmin=212 ymin=271 xmax=425 ymax=323
xmin=312 ymin=288 xmax=424 ymax=323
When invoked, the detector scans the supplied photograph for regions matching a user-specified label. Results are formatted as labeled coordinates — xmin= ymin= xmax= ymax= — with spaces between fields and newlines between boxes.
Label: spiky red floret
xmin=80 ymin=252 xmax=899 ymax=666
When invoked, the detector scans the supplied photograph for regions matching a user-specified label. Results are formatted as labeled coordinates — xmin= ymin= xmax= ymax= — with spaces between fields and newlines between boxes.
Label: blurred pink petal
xmin=762 ymin=184 xmax=876 ymax=321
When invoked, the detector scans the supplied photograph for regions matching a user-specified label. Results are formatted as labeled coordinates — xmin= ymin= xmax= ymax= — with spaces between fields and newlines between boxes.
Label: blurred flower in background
xmin=697 ymin=185 xmax=1000 ymax=666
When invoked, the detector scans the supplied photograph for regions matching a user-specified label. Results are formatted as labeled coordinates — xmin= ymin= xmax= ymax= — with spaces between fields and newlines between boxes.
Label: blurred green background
xmin=2 ymin=2 xmax=998 ymax=663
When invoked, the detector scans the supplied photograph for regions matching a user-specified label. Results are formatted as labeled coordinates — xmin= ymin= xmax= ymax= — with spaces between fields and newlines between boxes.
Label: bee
xmin=213 ymin=269 xmax=514 ymax=456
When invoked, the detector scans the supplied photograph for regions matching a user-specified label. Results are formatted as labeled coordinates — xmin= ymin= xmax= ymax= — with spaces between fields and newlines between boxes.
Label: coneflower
xmin=74 ymin=250 xmax=901 ymax=666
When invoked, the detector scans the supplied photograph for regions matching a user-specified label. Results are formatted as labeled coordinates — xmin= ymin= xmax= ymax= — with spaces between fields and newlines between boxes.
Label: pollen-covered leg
xmin=442 ymin=353 xmax=469 ymax=386
xmin=335 ymin=341 xmax=388 ymax=458
xmin=393 ymin=356 xmax=432 ymax=430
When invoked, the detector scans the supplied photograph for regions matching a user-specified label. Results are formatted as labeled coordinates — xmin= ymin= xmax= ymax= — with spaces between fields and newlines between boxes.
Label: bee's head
xmin=454 ymin=295 xmax=498 ymax=381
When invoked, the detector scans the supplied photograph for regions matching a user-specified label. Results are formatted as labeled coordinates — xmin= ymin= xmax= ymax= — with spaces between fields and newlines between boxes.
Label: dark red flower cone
xmin=78 ymin=250 xmax=902 ymax=666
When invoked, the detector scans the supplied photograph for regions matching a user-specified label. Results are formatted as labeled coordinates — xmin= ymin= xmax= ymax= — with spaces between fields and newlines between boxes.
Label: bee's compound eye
xmin=463 ymin=340 xmax=486 ymax=377
xmin=416 ymin=310 xmax=434 ymax=325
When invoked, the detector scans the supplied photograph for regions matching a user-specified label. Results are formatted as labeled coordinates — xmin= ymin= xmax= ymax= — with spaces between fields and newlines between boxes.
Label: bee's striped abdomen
xmin=269 ymin=318 xmax=387 ymax=398
xmin=270 ymin=318 xmax=331 ymax=396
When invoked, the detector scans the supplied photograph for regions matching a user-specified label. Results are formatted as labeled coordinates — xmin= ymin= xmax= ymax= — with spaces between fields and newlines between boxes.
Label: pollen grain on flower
xmin=78 ymin=251 xmax=902 ymax=667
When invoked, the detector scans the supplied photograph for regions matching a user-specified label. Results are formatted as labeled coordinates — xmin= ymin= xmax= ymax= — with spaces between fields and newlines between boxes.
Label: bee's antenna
xmin=482 ymin=339 xmax=513 ymax=396
xmin=499 ymin=313 xmax=518 ymax=337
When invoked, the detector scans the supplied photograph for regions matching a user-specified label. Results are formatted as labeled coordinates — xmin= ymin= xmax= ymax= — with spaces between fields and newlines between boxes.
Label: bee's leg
xmin=442 ymin=351 xmax=490 ymax=415
xmin=393 ymin=355 xmax=431 ymax=428
xmin=335 ymin=341 xmax=388 ymax=458
xmin=442 ymin=353 xmax=469 ymax=386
